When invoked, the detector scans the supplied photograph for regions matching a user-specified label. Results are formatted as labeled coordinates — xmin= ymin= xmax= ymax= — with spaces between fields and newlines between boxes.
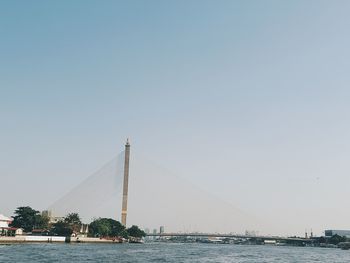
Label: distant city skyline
xmin=1 ymin=0 xmax=350 ymax=236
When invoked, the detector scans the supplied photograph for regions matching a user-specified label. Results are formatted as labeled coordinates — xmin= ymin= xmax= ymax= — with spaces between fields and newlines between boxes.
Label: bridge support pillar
xmin=121 ymin=139 xmax=130 ymax=226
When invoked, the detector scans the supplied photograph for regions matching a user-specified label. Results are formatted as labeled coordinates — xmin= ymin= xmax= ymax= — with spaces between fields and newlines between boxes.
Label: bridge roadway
xmin=146 ymin=233 xmax=314 ymax=242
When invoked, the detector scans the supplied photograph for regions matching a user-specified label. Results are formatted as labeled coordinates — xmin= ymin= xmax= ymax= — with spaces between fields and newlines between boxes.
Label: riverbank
xmin=0 ymin=236 xmax=122 ymax=244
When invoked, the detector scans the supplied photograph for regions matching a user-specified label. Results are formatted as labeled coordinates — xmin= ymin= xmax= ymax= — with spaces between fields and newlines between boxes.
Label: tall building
xmin=41 ymin=210 xmax=64 ymax=224
xmin=160 ymin=226 xmax=165 ymax=234
xmin=121 ymin=139 xmax=131 ymax=226
xmin=41 ymin=210 xmax=52 ymax=219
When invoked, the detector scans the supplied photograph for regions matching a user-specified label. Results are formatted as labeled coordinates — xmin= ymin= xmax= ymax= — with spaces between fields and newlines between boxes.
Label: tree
xmin=64 ymin=213 xmax=82 ymax=225
xmin=329 ymin=234 xmax=347 ymax=245
xmin=89 ymin=218 xmax=125 ymax=237
xmin=35 ymin=214 xmax=49 ymax=230
xmin=64 ymin=213 xmax=82 ymax=233
xmin=127 ymin=225 xmax=146 ymax=238
xmin=50 ymin=221 xmax=73 ymax=236
xmin=318 ymin=236 xmax=326 ymax=244
xmin=89 ymin=218 xmax=110 ymax=237
xmin=109 ymin=219 xmax=125 ymax=237
xmin=10 ymin=206 xmax=48 ymax=232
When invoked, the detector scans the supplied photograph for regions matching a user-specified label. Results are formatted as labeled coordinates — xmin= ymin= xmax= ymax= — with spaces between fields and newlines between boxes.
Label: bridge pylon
xmin=121 ymin=138 xmax=130 ymax=226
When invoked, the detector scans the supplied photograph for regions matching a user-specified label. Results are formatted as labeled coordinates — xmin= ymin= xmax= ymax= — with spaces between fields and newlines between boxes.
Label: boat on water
xmin=129 ymin=237 xmax=144 ymax=243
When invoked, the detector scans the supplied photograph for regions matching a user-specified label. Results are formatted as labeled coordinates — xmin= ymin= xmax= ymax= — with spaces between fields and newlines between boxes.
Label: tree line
xmin=9 ymin=206 xmax=145 ymax=238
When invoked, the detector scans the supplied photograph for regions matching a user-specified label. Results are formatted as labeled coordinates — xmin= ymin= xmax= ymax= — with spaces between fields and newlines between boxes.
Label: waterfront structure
xmin=73 ymin=224 xmax=89 ymax=238
xmin=14 ymin=228 xmax=23 ymax=235
xmin=0 ymin=214 xmax=11 ymax=229
xmin=0 ymin=214 xmax=23 ymax=236
xmin=121 ymin=139 xmax=131 ymax=226
xmin=0 ymin=214 xmax=12 ymax=235
xmin=325 ymin=230 xmax=350 ymax=238
xmin=79 ymin=224 xmax=89 ymax=237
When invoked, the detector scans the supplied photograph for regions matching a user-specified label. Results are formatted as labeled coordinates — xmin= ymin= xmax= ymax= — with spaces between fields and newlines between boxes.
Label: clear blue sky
xmin=1 ymin=0 xmax=350 ymax=235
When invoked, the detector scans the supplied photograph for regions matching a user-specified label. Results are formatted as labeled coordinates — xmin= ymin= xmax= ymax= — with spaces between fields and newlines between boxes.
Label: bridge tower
xmin=121 ymin=138 xmax=131 ymax=226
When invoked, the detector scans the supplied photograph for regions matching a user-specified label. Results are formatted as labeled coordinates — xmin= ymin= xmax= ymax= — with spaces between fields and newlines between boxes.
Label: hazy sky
xmin=1 ymin=1 xmax=350 ymax=236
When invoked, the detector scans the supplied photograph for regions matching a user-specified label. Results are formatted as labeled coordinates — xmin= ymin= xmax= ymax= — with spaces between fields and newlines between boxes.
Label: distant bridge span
xmin=146 ymin=233 xmax=314 ymax=242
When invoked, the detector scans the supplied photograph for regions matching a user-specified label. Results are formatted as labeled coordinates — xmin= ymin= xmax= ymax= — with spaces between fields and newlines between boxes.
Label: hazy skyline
xmin=1 ymin=1 xmax=350 ymax=236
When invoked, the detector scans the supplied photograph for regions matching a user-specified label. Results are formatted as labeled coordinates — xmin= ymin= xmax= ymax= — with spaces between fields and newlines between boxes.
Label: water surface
xmin=0 ymin=243 xmax=348 ymax=262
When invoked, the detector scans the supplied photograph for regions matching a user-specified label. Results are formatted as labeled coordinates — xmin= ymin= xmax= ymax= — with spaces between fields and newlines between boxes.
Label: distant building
xmin=41 ymin=210 xmax=64 ymax=224
xmin=0 ymin=214 xmax=23 ymax=236
xmin=41 ymin=210 xmax=52 ymax=218
xmin=76 ymin=224 xmax=89 ymax=237
xmin=325 ymin=230 xmax=350 ymax=238
xmin=0 ymin=214 xmax=12 ymax=235
xmin=5 ymin=227 xmax=23 ymax=236
xmin=0 ymin=214 xmax=12 ymax=229
xmin=245 ymin=230 xmax=258 ymax=237
xmin=153 ymin=229 xmax=157 ymax=234
xmin=14 ymin=228 xmax=23 ymax=235
xmin=160 ymin=226 xmax=165 ymax=234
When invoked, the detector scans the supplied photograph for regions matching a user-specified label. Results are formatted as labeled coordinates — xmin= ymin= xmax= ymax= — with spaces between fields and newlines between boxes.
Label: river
xmin=0 ymin=242 xmax=348 ymax=262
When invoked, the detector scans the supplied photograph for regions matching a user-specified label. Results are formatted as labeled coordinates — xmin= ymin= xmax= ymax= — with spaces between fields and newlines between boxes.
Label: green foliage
xmin=9 ymin=206 xmax=144 ymax=240
xmin=127 ymin=225 xmax=146 ymax=238
xmin=64 ymin=213 xmax=82 ymax=233
xmin=10 ymin=206 xmax=48 ymax=232
xmin=50 ymin=212 xmax=82 ymax=236
xmin=318 ymin=236 xmax=326 ymax=243
xmin=89 ymin=218 xmax=125 ymax=237
xmin=50 ymin=221 xmax=73 ymax=236
xmin=64 ymin=213 xmax=82 ymax=225
xmin=329 ymin=234 xmax=347 ymax=245
xmin=35 ymin=214 xmax=49 ymax=229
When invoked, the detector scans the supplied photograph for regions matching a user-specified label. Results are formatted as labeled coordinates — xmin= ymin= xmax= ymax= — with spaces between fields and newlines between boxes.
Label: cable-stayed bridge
xmin=49 ymin=140 xmax=269 ymax=235
xmin=146 ymin=233 xmax=314 ymax=244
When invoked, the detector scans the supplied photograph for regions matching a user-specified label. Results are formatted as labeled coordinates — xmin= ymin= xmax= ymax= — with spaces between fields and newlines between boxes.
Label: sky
xmin=1 ymin=0 xmax=350 ymax=236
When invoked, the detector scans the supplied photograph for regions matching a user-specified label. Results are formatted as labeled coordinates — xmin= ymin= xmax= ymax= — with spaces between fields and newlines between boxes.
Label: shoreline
xmin=0 ymin=236 xmax=122 ymax=244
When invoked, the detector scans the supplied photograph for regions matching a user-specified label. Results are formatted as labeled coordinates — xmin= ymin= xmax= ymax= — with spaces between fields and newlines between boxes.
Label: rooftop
xmin=0 ymin=214 xmax=12 ymax=222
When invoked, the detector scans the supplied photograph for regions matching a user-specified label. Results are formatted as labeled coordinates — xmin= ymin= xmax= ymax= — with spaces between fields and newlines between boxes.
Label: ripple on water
xmin=0 ymin=243 xmax=348 ymax=263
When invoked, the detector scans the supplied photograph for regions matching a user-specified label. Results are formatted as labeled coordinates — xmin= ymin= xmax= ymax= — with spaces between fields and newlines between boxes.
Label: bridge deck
xmin=146 ymin=233 xmax=313 ymax=242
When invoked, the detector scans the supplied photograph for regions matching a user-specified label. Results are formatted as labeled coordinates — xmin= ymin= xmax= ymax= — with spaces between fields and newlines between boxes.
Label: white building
xmin=0 ymin=214 xmax=23 ymax=236
xmin=0 ymin=214 xmax=12 ymax=228
xmin=0 ymin=214 xmax=12 ymax=235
